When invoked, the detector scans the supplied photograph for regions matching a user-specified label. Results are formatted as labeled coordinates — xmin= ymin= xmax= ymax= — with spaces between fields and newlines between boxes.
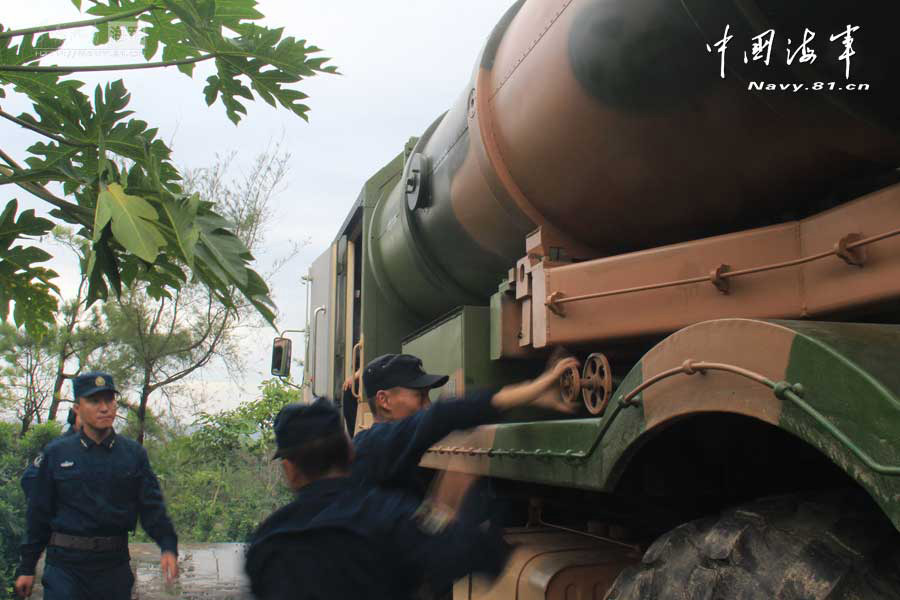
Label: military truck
xmin=272 ymin=0 xmax=900 ymax=597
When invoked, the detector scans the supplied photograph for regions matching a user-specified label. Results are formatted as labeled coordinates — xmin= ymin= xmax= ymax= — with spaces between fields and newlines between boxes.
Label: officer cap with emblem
xmin=72 ymin=371 xmax=119 ymax=400
xmin=362 ymin=354 xmax=449 ymax=395
xmin=272 ymin=398 xmax=344 ymax=459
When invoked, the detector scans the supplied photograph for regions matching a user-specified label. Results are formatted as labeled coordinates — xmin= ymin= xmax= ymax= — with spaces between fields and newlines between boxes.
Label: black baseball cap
xmin=272 ymin=398 xmax=343 ymax=459
xmin=362 ymin=354 xmax=449 ymax=396
xmin=73 ymin=372 xmax=119 ymax=400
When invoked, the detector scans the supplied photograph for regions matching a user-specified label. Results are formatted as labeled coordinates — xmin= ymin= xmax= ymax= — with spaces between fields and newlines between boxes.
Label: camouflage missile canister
xmin=368 ymin=0 xmax=900 ymax=320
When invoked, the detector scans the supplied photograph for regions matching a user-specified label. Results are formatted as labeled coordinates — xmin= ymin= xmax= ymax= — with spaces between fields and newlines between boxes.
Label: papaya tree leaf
xmin=1 ymin=0 xmax=334 ymax=329
xmin=97 ymin=182 xmax=166 ymax=263
xmin=160 ymin=194 xmax=200 ymax=268
xmin=0 ymin=200 xmax=59 ymax=335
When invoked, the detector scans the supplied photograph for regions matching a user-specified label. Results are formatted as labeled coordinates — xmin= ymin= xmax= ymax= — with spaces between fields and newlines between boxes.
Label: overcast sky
xmin=3 ymin=1 xmax=514 ymax=414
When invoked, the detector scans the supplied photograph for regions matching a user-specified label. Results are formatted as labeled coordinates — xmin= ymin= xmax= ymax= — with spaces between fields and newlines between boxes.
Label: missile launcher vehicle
xmin=273 ymin=1 xmax=900 ymax=597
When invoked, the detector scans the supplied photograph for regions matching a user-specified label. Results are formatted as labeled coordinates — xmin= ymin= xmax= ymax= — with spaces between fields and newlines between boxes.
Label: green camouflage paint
xmin=421 ymin=319 xmax=900 ymax=531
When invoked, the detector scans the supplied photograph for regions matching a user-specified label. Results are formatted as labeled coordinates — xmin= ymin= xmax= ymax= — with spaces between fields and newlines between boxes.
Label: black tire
xmin=605 ymin=491 xmax=900 ymax=600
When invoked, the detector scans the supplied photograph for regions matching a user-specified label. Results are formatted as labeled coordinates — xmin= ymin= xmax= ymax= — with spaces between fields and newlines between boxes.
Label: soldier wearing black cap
xmin=66 ymin=407 xmax=80 ymax=430
xmin=20 ymin=409 xmax=81 ymax=501
xmin=14 ymin=372 xmax=178 ymax=600
xmin=244 ymin=398 xmax=511 ymax=600
xmin=352 ymin=353 xmax=578 ymax=496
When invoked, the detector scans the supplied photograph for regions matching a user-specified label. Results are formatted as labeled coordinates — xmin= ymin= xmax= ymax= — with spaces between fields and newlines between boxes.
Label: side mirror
xmin=271 ymin=337 xmax=292 ymax=377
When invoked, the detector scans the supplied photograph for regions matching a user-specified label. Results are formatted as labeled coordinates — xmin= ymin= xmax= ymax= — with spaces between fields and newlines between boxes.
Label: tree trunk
xmin=47 ymin=369 xmax=67 ymax=422
xmin=49 ymin=279 xmax=86 ymax=422
xmin=20 ymin=412 xmax=33 ymax=436
xmin=21 ymin=372 xmax=39 ymax=435
xmin=137 ymin=378 xmax=151 ymax=446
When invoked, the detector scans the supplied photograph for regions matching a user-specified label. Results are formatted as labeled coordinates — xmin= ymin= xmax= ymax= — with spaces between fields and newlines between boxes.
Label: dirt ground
xmin=29 ymin=543 xmax=251 ymax=599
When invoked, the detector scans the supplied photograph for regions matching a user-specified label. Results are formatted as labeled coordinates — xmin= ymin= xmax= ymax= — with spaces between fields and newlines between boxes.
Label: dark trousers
xmin=42 ymin=560 xmax=134 ymax=600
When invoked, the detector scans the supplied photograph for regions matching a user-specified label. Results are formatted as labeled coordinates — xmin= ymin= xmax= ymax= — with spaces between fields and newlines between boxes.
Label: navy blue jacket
xmin=20 ymin=427 xmax=78 ymax=500
xmin=351 ymin=389 xmax=499 ymax=494
xmin=18 ymin=431 xmax=178 ymax=576
xmin=244 ymin=476 xmax=509 ymax=600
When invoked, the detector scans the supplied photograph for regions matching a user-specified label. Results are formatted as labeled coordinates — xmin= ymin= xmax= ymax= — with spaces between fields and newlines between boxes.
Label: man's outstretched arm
xmin=358 ymin=357 xmax=579 ymax=487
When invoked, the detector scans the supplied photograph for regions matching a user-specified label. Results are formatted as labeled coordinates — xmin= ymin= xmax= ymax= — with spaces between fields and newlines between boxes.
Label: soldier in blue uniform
xmin=14 ymin=372 xmax=178 ymax=600
xmin=20 ymin=409 xmax=81 ymax=500
xmin=244 ymin=398 xmax=511 ymax=600
xmin=352 ymin=353 xmax=578 ymax=496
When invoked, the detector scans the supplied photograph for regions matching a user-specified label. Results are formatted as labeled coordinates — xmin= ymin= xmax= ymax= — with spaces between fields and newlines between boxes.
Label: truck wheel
xmin=604 ymin=491 xmax=900 ymax=599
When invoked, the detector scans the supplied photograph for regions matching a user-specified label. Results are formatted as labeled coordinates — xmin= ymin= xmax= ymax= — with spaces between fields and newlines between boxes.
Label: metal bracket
xmin=546 ymin=291 xmax=566 ymax=317
xmin=835 ymin=233 xmax=866 ymax=267
xmin=709 ymin=264 xmax=731 ymax=294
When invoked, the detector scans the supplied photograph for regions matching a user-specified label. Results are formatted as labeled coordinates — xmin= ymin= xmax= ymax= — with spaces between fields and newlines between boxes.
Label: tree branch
xmin=147 ymin=321 xmax=227 ymax=391
xmin=128 ymin=297 xmax=150 ymax=358
xmin=157 ymin=288 xmax=181 ymax=356
xmin=165 ymin=292 xmax=220 ymax=357
xmin=148 ymin=295 xmax=166 ymax=337
xmin=0 ymin=53 xmax=216 ymax=73
xmin=0 ymin=5 xmax=157 ymax=40
xmin=145 ymin=292 xmax=236 ymax=394
xmin=0 ymin=109 xmax=92 ymax=148
xmin=0 ymin=149 xmax=93 ymax=226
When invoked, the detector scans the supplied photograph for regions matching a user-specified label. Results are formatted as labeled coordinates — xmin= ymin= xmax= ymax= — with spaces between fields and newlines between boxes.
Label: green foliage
xmin=0 ymin=421 xmax=62 ymax=599
xmin=190 ymin=377 xmax=299 ymax=461
xmin=94 ymin=182 xmax=167 ymax=263
xmin=72 ymin=0 xmax=338 ymax=123
xmin=137 ymin=378 xmax=300 ymax=542
xmin=0 ymin=300 xmax=108 ymax=430
xmin=20 ymin=421 xmax=64 ymax=460
xmin=0 ymin=423 xmax=23 ymax=600
xmin=0 ymin=1 xmax=338 ymax=332
xmin=0 ymin=322 xmax=59 ymax=430
xmin=0 ymin=200 xmax=58 ymax=336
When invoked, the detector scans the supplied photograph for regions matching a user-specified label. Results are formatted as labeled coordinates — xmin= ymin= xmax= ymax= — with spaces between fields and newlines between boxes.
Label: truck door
xmin=341 ymin=229 xmax=364 ymax=433
xmin=306 ymin=243 xmax=337 ymax=400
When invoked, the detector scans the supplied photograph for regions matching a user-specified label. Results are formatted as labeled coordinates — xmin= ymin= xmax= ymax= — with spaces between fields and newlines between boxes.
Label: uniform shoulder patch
xmin=33 ymin=453 xmax=43 ymax=468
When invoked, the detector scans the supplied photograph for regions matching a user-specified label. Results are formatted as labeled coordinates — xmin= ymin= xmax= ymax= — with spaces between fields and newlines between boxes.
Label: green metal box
xmin=402 ymin=306 xmax=537 ymax=400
